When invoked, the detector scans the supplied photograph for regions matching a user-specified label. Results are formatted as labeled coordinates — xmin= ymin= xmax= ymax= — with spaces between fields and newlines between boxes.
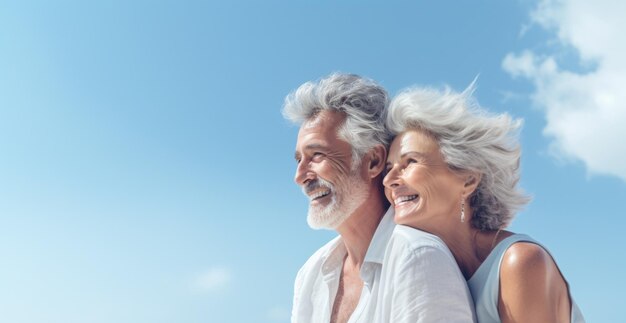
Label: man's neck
xmin=335 ymin=193 xmax=387 ymax=271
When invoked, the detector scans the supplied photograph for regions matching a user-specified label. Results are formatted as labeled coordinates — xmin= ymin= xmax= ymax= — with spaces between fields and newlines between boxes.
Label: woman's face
xmin=383 ymin=129 xmax=467 ymax=229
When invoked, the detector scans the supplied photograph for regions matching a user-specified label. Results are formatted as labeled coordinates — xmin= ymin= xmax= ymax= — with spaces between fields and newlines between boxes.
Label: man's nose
xmin=294 ymin=160 xmax=314 ymax=186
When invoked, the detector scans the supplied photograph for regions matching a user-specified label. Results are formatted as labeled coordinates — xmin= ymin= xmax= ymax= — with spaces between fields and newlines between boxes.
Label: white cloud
xmin=503 ymin=0 xmax=626 ymax=181
xmin=193 ymin=266 xmax=232 ymax=292
xmin=266 ymin=305 xmax=290 ymax=322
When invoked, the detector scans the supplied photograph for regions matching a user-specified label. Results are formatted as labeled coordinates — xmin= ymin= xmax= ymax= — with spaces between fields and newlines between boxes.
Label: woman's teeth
xmin=395 ymin=195 xmax=418 ymax=205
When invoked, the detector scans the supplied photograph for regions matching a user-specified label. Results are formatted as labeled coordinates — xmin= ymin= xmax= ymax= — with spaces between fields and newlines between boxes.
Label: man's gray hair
xmin=386 ymin=84 xmax=531 ymax=230
xmin=283 ymin=73 xmax=391 ymax=165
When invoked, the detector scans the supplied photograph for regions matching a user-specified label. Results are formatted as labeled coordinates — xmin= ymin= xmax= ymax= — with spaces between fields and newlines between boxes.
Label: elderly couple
xmin=283 ymin=73 xmax=584 ymax=323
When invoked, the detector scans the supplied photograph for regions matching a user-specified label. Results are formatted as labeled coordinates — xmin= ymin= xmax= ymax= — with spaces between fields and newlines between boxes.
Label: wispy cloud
xmin=503 ymin=0 xmax=626 ymax=181
xmin=266 ymin=305 xmax=290 ymax=322
xmin=193 ymin=266 xmax=232 ymax=292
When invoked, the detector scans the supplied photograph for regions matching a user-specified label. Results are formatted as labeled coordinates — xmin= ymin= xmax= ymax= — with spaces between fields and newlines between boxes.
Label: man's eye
xmin=312 ymin=152 xmax=324 ymax=160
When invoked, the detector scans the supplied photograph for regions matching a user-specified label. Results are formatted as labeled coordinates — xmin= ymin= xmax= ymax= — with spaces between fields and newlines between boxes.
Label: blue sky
xmin=1 ymin=1 xmax=624 ymax=322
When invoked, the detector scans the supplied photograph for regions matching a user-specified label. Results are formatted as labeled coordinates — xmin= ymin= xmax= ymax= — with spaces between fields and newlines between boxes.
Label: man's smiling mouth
xmin=310 ymin=190 xmax=331 ymax=201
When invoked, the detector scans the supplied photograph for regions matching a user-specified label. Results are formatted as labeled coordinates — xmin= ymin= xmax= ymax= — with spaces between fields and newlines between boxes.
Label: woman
xmin=382 ymin=85 xmax=584 ymax=323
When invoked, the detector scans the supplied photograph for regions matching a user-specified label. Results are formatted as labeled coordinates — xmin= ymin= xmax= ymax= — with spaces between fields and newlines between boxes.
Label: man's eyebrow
xmin=304 ymin=143 xmax=327 ymax=151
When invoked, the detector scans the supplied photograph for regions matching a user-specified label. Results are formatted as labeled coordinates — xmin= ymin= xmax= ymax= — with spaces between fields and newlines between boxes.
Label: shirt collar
xmin=320 ymin=236 xmax=346 ymax=277
xmin=363 ymin=207 xmax=395 ymax=265
xmin=319 ymin=207 xmax=395 ymax=280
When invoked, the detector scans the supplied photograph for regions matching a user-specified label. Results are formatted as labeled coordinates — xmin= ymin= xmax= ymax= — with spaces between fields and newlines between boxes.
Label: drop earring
xmin=460 ymin=200 xmax=465 ymax=223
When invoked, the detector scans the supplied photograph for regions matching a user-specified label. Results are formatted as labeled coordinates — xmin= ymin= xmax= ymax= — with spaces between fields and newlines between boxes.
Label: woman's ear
xmin=463 ymin=172 xmax=482 ymax=196
xmin=367 ymin=144 xmax=387 ymax=179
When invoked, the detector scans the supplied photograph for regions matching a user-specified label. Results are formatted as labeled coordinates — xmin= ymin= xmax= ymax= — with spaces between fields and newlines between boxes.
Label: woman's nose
xmin=383 ymin=166 xmax=401 ymax=188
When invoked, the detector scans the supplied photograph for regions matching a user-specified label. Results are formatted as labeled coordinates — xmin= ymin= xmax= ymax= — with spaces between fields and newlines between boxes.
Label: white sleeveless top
xmin=467 ymin=234 xmax=585 ymax=323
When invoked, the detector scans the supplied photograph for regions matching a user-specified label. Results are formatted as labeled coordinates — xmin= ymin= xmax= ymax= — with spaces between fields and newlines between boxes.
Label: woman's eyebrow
xmin=386 ymin=151 xmax=428 ymax=166
xmin=400 ymin=151 xmax=428 ymax=159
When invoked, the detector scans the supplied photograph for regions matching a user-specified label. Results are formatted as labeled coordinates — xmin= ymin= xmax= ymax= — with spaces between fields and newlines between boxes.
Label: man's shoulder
xmin=384 ymin=225 xmax=454 ymax=263
xmin=390 ymin=225 xmax=448 ymax=249
xmin=381 ymin=225 xmax=467 ymax=289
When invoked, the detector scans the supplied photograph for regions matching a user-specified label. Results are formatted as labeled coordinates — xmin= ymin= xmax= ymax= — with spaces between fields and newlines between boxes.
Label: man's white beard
xmin=305 ymin=168 xmax=369 ymax=230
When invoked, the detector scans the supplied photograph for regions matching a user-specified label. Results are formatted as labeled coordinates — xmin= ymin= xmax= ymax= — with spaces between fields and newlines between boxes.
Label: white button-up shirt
xmin=291 ymin=208 xmax=476 ymax=323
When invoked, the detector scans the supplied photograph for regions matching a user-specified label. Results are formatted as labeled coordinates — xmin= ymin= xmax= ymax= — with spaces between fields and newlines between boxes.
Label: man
xmin=283 ymin=73 xmax=476 ymax=323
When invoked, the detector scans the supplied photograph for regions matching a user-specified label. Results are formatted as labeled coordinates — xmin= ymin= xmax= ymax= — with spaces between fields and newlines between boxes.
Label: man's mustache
xmin=303 ymin=178 xmax=333 ymax=195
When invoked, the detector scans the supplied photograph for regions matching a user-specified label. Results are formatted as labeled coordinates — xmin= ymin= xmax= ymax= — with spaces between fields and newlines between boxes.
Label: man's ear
xmin=463 ymin=172 xmax=482 ymax=196
xmin=366 ymin=144 xmax=387 ymax=179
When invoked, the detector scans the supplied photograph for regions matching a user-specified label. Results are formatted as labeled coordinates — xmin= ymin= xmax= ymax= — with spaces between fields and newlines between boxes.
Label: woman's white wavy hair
xmin=283 ymin=73 xmax=391 ymax=166
xmin=386 ymin=84 xmax=530 ymax=230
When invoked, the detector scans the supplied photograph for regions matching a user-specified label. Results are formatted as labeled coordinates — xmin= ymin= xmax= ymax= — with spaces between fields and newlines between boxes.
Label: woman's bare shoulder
xmin=498 ymin=241 xmax=570 ymax=322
